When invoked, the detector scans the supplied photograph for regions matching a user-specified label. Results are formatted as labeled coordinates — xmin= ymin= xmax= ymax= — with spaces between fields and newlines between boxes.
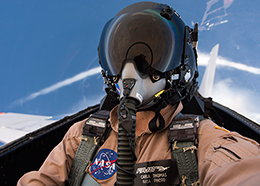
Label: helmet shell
xmin=98 ymin=2 xmax=186 ymax=76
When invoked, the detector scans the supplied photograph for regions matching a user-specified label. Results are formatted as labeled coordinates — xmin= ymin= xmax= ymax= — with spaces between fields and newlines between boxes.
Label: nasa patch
xmin=90 ymin=148 xmax=117 ymax=180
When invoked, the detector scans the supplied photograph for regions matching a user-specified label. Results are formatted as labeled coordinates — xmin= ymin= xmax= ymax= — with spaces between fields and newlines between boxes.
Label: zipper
xmin=214 ymin=145 xmax=241 ymax=159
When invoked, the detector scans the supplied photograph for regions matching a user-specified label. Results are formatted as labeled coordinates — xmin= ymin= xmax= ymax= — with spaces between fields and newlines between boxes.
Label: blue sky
xmin=1 ymin=0 xmax=260 ymax=123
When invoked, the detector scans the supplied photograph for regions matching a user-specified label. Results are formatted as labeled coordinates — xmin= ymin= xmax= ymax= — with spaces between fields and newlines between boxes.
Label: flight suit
xmin=17 ymin=102 xmax=260 ymax=185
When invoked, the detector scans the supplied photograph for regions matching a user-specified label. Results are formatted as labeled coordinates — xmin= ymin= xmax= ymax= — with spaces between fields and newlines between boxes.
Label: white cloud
xmin=198 ymin=51 xmax=260 ymax=124
xmin=212 ymin=78 xmax=260 ymax=123
xmin=13 ymin=66 xmax=101 ymax=106
xmin=198 ymin=51 xmax=260 ymax=75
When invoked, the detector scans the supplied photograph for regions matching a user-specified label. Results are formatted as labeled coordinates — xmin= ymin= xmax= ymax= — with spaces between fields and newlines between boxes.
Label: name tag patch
xmin=134 ymin=159 xmax=179 ymax=185
xmin=90 ymin=148 xmax=117 ymax=180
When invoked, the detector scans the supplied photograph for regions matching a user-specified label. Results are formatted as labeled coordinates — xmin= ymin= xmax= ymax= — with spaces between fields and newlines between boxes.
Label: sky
xmin=1 ymin=0 xmax=260 ymax=125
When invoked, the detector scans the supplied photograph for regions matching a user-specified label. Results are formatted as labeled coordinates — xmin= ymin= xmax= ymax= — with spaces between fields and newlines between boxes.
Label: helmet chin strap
xmin=137 ymin=86 xmax=185 ymax=132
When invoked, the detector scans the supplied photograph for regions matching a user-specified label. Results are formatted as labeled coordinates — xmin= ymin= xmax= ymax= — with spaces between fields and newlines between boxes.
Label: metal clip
xmin=183 ymin=145 xmax=197 ymax=153
xmin=80 ymin=135 xmax=88 ymax=141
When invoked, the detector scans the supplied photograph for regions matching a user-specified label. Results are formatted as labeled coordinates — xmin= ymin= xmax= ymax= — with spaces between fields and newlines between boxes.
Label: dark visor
xmin=98 ymin=7 xmax=186 ymax=76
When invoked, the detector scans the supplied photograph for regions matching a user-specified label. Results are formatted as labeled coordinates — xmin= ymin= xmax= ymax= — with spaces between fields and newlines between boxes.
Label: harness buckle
xmin=169 ymin=115 xmax=199 ymax=145
xmin=82 ymin=110 xmax=110 ymax=144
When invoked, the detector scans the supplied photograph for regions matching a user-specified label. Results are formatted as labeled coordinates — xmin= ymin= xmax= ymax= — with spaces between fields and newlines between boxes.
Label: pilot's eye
xmin=113 ymin=76 xmax=118 ymax=82
xmin=152 ymin=73 xmax=160 ymax=81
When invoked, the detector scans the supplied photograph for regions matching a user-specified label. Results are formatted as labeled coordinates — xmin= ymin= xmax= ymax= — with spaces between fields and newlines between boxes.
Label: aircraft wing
xmin=0 ymin=112 xmax=56 ymax=146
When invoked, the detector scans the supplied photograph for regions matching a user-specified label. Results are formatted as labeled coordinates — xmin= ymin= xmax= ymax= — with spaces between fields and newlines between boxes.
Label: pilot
xmin=18 ymin=2 xmax=260 ymax=186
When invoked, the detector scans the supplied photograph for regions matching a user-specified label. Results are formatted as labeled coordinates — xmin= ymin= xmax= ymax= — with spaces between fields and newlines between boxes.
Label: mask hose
xmin=116 ymin=79 xmax=137 ymax=186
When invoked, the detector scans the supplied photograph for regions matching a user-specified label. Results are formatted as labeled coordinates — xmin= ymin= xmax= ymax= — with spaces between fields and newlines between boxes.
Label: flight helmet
xmin=98 ymin=2 xmax=199 ymax=108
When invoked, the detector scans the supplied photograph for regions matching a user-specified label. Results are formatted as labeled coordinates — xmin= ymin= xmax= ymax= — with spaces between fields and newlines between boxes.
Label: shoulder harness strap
xmin=67 ymin=110 xmax=110 ymax=186
xmin=169 ymin=114 xmax=201 ymax=186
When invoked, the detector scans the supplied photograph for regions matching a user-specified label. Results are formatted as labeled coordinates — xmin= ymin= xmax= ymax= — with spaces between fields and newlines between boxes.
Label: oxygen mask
xmin=117 ymin=59 xmax=166 ymax=108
